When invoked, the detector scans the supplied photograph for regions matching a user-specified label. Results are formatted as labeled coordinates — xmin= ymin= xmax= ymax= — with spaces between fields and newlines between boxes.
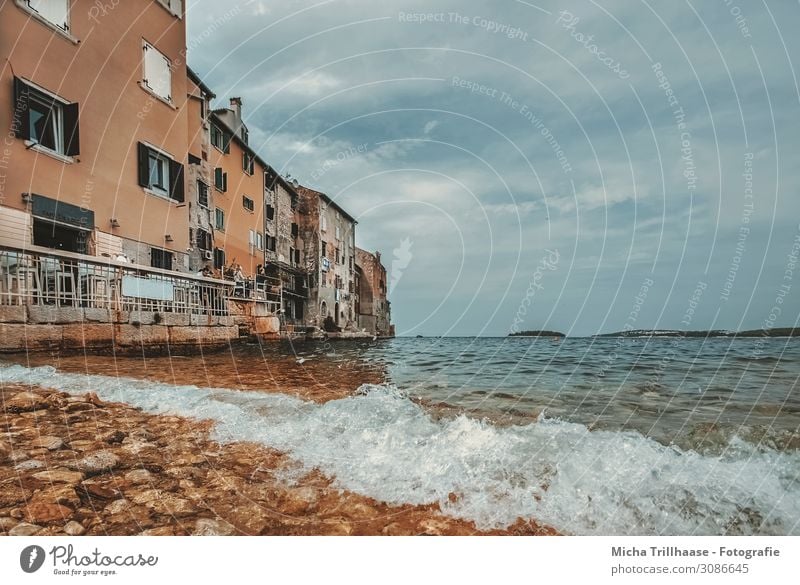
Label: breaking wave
xmin=2 ymin=363 xmax=799 ymax=535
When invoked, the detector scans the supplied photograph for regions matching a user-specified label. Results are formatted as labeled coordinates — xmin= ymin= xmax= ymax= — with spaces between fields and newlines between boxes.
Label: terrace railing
xmin=0 ymin=244 xmax=234 ymax=316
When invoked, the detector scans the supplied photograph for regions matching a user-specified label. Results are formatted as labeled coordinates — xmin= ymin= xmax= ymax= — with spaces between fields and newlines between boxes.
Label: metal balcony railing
xmin=0 ymin=244 xmax=234 ymax=316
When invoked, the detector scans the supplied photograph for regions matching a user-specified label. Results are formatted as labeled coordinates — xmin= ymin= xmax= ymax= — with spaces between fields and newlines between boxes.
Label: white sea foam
xmin=2 ymin=363 xmax=799 ymax=535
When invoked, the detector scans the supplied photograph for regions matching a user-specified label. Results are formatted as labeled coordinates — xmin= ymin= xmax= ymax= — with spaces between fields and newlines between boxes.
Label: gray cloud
xmin=188 ymin=0 xmax=800 ymax=336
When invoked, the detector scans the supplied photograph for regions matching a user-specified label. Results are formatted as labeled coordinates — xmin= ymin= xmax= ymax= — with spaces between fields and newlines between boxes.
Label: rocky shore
xmin=0 ymin=384 xmax=555 ymax=536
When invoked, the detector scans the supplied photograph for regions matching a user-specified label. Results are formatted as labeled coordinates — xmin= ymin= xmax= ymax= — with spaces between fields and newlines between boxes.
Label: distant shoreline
xmin=592 ymin=328 xmax=800 ymax=338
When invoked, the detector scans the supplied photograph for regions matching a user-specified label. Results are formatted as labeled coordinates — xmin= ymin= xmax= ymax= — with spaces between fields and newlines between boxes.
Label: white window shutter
xmin=143 ymin=42 xmax=172 ymax=101
xmin=29 ymin=0 xmax=69 ymax=30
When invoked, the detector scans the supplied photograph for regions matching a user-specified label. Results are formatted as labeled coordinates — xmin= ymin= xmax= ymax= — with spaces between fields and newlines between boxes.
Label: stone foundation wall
xmin=0 ymin=306 xmax=237 ymax=355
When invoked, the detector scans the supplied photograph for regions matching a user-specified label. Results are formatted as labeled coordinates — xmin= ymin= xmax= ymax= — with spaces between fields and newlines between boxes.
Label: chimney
xmin=229 ymin=97 xmax=242 ymax=132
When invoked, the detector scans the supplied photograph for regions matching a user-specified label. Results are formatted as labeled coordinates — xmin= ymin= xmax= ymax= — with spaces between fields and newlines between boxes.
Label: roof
xmin=294 ymin=184 xmax=358 ymax=225
xmin=186 ymin=66 xmax=216 ymax=99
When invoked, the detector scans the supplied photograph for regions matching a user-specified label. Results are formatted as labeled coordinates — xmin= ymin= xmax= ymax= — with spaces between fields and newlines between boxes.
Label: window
xmin=289 ymin=247 xmax=295 ymax=265
xmin=335 ymin=275 xmax=342 ymax=290
xmin=197 ymin=180 xmax=209 ymax=208
xmin=241 ymin=126 xmax=249 ymax=145
xmin=151 ymin=248 xmax=173 ymax=270
xmin=266 ymin=205 xmax=275 ymax=221
xmin=321 ymin=214 xmax=327 ymax=232
xmin=321 ymin=242 xmax=327 ymax=258
xmin=215 ymin=208 xmax=225 ymax=231
xmin=249 ymin=229 xmax=256 ymax=252
xmin=210 ymin=124 xmax=230 ymax=153
xmin=242 ymin=151 xmax=254 ymax=175
xmin=294 ymin=248 xmax=301 ymax=265
xmin=256 ymin=232 xmax=264 ymax=251
xmin=196 ymin=228 xmax=211 ymax=251
xmin=291 ymin=223 xmax=299 ymax=238
xmin=213 ymin=247 xmax=225 ymax=270
xmin=214 ymin=167 xmax=227 ymax=192
xmin=335 ymin=225 xmax=341 ymax=240
xmin=156 ymin=0 xmax=182 ymax=18
xmin=13 ymin=77 xmax=79 ymax=156
xmin=24 ymin=0 xmax=69 ymax=31
xmin=242 ymin=195 xmax=255 ymax=212
xmin=266 ymin=235 xmax=276 ymax=252
xmin=137 ymin=142 xmax=183 ymax=201
xmin=142 ymin=41 xmax=172 ymax=102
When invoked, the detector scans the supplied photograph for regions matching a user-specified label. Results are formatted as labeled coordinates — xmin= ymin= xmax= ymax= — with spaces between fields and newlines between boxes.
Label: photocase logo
xmin=390 ymin=237 xmax=413 ymax=294
xmin=20 ymin=545 xmax=46 ymax=574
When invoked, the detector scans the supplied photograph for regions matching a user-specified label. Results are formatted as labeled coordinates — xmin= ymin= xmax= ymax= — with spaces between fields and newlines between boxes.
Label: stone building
xmin=186 ymin=67 xmax=216 ymax=273
xmin=295 ymin=185 xmax=358 ymax=332
xmin=355 ymin=248 xmax=393 ymax=337
xmin=263 ymin=171 xmax=309 ymax=328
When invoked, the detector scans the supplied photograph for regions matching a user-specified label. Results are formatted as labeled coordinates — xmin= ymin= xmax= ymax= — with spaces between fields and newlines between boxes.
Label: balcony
xmin=0 ymin=244 xmax=234 ymax=316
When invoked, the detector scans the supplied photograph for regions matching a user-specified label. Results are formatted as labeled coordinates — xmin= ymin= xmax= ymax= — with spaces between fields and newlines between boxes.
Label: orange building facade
xmin=1 ymin=0 xmax=192 ymax=269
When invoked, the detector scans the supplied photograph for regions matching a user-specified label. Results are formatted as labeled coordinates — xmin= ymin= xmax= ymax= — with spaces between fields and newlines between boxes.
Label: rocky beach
xmin=0 ymin=382 xmax=555 ymax=537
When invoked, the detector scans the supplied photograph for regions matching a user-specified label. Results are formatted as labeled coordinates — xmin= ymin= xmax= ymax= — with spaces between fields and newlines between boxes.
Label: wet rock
xmin=15 ymin=459 xmax=45 ymax=471
xmin=64 ymin=520 xmax=86 ymax=536
xmin=31 ymin=436 xmax=64 ymax=451
xmin=279 ymin=486 xmax=320 ymax=516
xmin=102 ymin=430 xmax=127 ymax=445
xmin=72 ymin=450 xmax=121 ymax=475
xmin=140 ymin=526 xmax=175 ymax=536
xmin=25 ymin=502 xmax=72 ymax=524
xmin=65 ymin=402 xmax=95 ymax=413
xmin=145 ymin=495 xmax=195 ymax=517
xmin=36 ymin=486 xmax=81 ymax=509
xmin=32 ymin=469 xmax=84 ymax=484
xmin=9 ymin=522 xmax=42 ymax=536
xmin=193 ymin=518 xmax=236 ymax=536
xmin=104 ymin=499 xmax=131 ymax=515
xmin=0 ymin=517 xmax=17 ymax=531
xmin=419 ymin=518 xmax=451 ymax=536
xmin=81 ymin=482 xmax=121 ymax=500
xmin=382 ymin=522 xmax=414 ymax=536
xmin=325 ymin=517 xmax=353 ymax=536
xmin=5 ymin=392 xmax=49 ymax=413
xmin=130 ymin=490 xmax=162 ymax=505
xmin=0 ymin=441 xmax=10 ymax=462
xmin=124 ymin=469 xmax=153 ymax=485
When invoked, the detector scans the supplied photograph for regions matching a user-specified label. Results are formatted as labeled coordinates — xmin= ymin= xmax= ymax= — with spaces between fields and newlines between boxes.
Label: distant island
xmin=594 ymin=328 xmax=800 ymax=338
xmin=508 ymin=330 xmax=566 ymax=337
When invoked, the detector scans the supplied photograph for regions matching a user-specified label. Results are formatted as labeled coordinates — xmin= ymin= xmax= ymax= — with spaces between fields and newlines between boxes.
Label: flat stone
xmin=32 ymin=469 xmax=84 ymax=484
xmin=35 ymin=485 xmax=80 ymax=509
xmin=4 ymin=392 xmax=49 ymax=413
xmin=72 ymin=450 xmax=120 ymax=474
xmin=104 ymin=499 xmax=131 ymax=515
xmin=131 ymin=490 xmax=162 ymax=505
xmin=101 ymin=430 xmax=127 ymax=445
xmin=28 ymin=306 xmax=84 ymax=324
xmin=0 ymin=517 xmax=17 ymax=531
xmin=0 ymin=324 xmax=61 ymax=351
xmin=82 ymin=482 xmax=121 ymax=500
xmin=30 ymin=436 xmax=64 ymax=451
xmin=145 ymin=495 xmax=196 ymax=517
xmin=124 ymin=469 xmax=153 ymax=484
xmin=15 ymin=459 xmax=45 ymax=471
xmin=25 ymin=502 xmax=72 ymax=524
xmin=64 ymin=520 xmax=85 ymax=535
xmin=9 ymin=522 xmax=42 ymax=536
xmin=139 ymin=526 xmax=174 ymax=536
xmin=0 ymin=305 xmax=26 ymax=323
xmin=0 ymin=441 xmax=10 ymax=462
xmin=193 ymin=518 xmax=236 ymax=536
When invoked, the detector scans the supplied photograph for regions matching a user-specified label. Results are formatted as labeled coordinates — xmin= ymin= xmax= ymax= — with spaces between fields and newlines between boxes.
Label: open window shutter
xmin=222 ymin=172 xmax=228 ymax=192
xmin=169 ymin=159 xmax=184 ymax=202
xmin=223 ymin=131 xmax=231 ymax=154
xmin=12 ymin=77 xmax=31 ymax=140
xmin=63 ymin=102 xmax=80 ymax=156
xmin=214 ymin=167 xmax=222 ymax=188
xmin=137 ymin=142 xmax=150 ymax=187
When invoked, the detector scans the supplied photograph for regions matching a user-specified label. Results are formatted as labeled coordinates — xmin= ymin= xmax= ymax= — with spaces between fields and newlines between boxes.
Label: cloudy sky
xmin=188 ymin=0 xmax=800 ymax=337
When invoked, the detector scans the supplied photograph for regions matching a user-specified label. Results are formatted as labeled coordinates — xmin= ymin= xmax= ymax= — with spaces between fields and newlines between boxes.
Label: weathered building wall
xmin=0 ymin=1 xmax=191 ymax=267
xmin=356 ymin=247 xmax=393 ymax=337
xmin=0 ymin=307 xmax=237 ymax=354
xmin=186 ymin=70 xmax=215 ymax=272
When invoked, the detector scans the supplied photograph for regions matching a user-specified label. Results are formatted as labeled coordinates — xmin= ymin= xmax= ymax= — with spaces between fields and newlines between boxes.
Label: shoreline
xmin=0 ymin=383 xmax=555 ymax=536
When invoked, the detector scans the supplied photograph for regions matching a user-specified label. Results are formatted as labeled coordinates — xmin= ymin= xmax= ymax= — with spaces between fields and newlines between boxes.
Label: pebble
xmin=9 ymin=522 xmax=43 ymax=536
xmin=64 ymin=521 xmax=86 ymax=536
xmin=72 ymin=450 xmax=121 ymax=474
xmin=31 ymin=436 xmax=64 ymax=451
